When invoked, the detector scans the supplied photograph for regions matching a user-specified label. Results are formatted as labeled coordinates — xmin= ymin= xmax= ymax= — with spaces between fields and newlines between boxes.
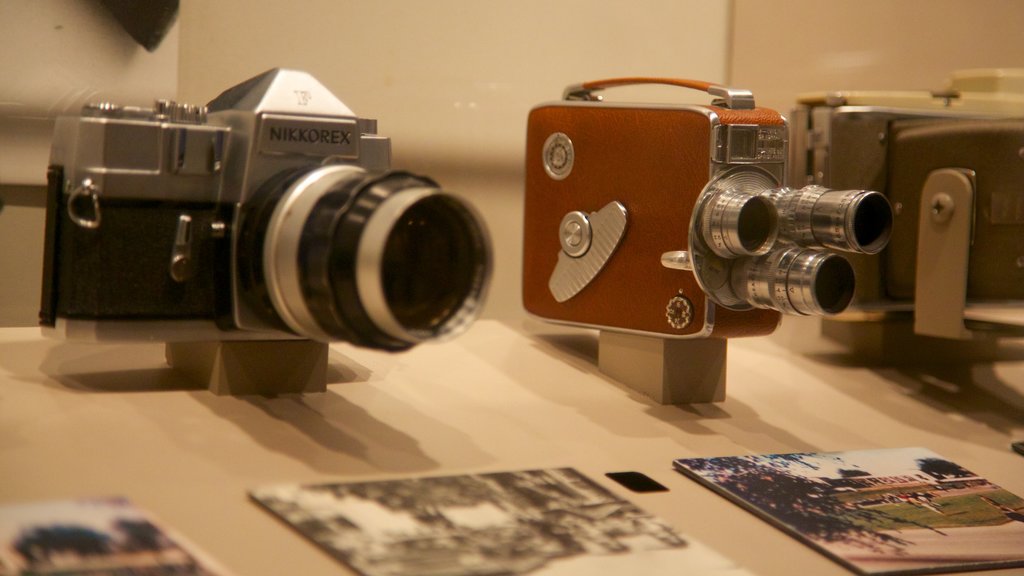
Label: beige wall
xmin=729 ymin=0 xmax=1024 ymax=113
xmin=179 ymin=1 xmax=730 ymax=169
xmin=178 ymin=0 xmax=733 ymax=320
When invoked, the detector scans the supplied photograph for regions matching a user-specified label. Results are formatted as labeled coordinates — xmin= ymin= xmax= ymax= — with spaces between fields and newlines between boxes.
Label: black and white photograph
xmin=0 ymin=497 xmax=230 ymax=576
xmin=252 ymin=468 xmax=691 ymax=576
xmin=674 ymin=447 xmax=1024 ymax=575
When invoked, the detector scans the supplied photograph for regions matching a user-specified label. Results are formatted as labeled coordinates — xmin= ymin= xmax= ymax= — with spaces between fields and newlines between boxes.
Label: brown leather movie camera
xmin=523 ymin=78 xmax=894 ymax=340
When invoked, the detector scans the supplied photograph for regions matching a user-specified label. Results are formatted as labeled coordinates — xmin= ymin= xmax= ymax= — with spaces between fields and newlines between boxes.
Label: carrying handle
xmin=563 ymin=77 xmax=755 ymax=110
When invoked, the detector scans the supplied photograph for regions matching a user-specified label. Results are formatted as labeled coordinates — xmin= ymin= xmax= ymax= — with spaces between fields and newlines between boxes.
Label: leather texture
xmin=523 ymin=102 xmax=781 ymax=338
xmin=581 ymin=77 xmax=714 ymax=93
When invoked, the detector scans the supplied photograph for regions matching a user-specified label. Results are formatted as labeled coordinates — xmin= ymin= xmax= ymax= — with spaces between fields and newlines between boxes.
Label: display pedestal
xmin=165 ymin=340 xmax=328 ymax=395
xmin=598 ymin=331 xmax=727 ymax=404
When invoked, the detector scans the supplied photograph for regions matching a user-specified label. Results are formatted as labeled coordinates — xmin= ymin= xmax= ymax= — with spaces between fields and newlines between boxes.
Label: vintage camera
xmin=523 ymin=78 xmax=893 ymax=339
xmin=790 ymin=69 xmax=1024 ymax=332
xmin=41 ymin=68 xmax=491 ymax=350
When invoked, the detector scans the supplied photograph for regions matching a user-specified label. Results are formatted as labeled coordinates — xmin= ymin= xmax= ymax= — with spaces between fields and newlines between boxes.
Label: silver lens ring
xmin=355 ymin=188 xmax=492 ymax=344
xmin=701 ymin=190 xmax=778 ymax=258
xmin=763 ymin=186 xmax=893 ymax=254
xmin=823 ymin=189 xmax=893 ymax=254
xmin=731 ymin=247 xmax=854 ymax=316
xmin=263 ymin=164 xmax=367 ymax=341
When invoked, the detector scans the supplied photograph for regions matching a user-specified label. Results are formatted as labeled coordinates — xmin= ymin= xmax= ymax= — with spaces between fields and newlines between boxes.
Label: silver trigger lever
xmin=548 ymin=201 xmax=628 ymax=302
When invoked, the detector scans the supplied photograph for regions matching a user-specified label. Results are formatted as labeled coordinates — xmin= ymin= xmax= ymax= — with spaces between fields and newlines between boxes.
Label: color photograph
xmin=0 ymin=497 xmax=229 ymax=576
xmin=674 ymin=447 xmax=1024 ymax=575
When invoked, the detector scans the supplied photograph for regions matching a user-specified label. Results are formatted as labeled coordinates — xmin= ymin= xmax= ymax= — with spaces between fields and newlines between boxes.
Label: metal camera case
xmin=40 ymin=68 xmax=490 ymax=350
xmin=523 ymin=80 xmax=789 ymax=339
xmin=790 ymin=69 xmax=1024 ymax=313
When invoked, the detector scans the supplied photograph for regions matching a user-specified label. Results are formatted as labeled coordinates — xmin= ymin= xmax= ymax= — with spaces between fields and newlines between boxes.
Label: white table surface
xmin=1 ymin=319 xmax=1022 ymax=575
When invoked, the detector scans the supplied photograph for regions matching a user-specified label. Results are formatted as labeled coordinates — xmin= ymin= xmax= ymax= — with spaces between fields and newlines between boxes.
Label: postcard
xmin=674 ymin=447 xmax=1024 ymax=575
xmin=0 ymin=496 xmax=231 ymax=576
xmin=252 ymin=467 xmax=736 ymax=576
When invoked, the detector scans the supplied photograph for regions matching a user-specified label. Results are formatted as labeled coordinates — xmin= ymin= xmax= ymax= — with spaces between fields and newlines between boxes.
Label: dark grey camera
xmin=41 ymin=68 xmax=491 ymax=350
xmin=790 ymin=74 xmax=1024 ymax=326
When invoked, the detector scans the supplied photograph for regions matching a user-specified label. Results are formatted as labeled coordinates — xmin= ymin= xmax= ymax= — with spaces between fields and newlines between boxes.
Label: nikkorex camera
xmin=523 ymin=78 xmax=893 ymax=339
xmin=790 ymin=69 xmax=1024 ymax=336
xmin=41 ymin=68 xmax=491 ymax=350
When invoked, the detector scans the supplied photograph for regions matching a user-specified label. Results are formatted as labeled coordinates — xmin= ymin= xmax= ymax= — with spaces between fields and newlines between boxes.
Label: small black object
xmin=98 ymin=0 xmax=179 ymax=51
xmin=1013 ymin=442 xmax=1024 ymax=457
xmin=605 ymin=471 xmax=669 ymax=493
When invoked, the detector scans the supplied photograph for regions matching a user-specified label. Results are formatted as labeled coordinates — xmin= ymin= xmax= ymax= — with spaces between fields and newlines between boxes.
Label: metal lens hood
xmin=263 ymin=165 xmax=491 ymax=349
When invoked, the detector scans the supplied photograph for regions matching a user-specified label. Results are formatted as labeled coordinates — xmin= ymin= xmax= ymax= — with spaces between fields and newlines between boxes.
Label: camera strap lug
xmin=67 ymin=178 xmax=102 ymax=229
xmin=562 ymin=77 xmax=755 ymax=109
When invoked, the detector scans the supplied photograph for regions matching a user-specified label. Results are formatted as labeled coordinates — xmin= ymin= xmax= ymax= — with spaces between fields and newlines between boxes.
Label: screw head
xmin=930 ymin=193 xmax=955 ymax=223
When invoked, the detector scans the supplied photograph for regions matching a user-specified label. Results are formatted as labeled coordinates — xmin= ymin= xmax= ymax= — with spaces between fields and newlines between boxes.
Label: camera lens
xmin=730 ymin=247 xmax=855 ymax=315
xmin=700 ymin=190 xmax=778 ymax=258
xmin=847 ymin=191 xmax=893 ymax=254
xmin=764 ymin=186 xmax=893 ymax=254
xmin=247 ymin=165 xmax=490 ymax=350
xmin=357 ymin=188 xmax=490 ymax=343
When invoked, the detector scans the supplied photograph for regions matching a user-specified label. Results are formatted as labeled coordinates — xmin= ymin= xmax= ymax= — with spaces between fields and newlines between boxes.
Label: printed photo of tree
xmin=674 ymin=447 xmax=1024 ymax=575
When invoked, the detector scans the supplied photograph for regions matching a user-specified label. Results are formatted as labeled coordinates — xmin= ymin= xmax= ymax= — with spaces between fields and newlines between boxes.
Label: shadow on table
xmin=11 ymin=339 xmax=461 ymax=474
xmin=31 ymin=341 xmax=366 ymax=393
xmin=773 ymin=318 xmax=1024 ymax=438
xmin=505 ymin=323 xmax=825 ymax=454
xmin=510 ymin=318 xmax=1024 ymax=454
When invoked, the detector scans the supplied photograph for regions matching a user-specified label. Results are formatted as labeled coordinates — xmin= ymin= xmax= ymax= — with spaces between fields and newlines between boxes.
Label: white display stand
xmin=165 ymin=340 xmax=328 ymax=395
xmin=598 ymin=331 xmax=727 ymax=404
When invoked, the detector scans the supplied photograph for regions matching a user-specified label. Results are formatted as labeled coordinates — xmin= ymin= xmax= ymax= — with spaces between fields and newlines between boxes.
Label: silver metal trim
xmin=354 ymin=188 xmax=492 ymax=344
xmin=523 ymin=299 xmax=718 ymax=339
xmin=257 ymin=114 xmax=360 ymax=158
xmin=660 ymin=251 xmax=694 ymax=271
xmin=562 ymin=83 xmax=601 ymax=101
xmin=732 ymin=247 xmax=854 ymax=316
xmin=760 ymin=186 xmax=893 ymax=254
xmin=264 ymin=164 xmax=367 ymax=342
xmin=688 ymin=166 xmax=781 ymax=310
xmin=708 ymin=85 xmax=755 ymax=110
xmin=356 ymin=186 xmax=437 ymax=344
xmin=699 ymin=189 xmax=778 ymax=258
xmin=67 ymin=178 xmax=101 ymax=229
xmin=542 ymin=132 xmax=574 ymax=180
xmin=548 ymin=201 xmax=628 ymax=302
xmin=558 ymin=211 xmax=592 ymax=257
xmin=169 ymin=214 xmax=194 ymax=282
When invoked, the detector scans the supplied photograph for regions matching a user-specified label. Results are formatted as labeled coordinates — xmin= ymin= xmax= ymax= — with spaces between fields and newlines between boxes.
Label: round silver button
xmin=543 ymin=132 xmax=574 ymax=180
xmin=559 ymin=211 xmax=591 ymax=257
